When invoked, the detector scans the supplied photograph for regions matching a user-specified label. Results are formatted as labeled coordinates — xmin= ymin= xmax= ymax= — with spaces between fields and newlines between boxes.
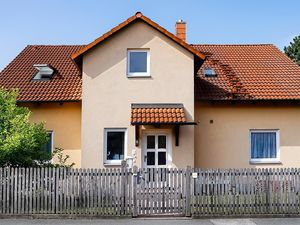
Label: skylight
xmin=204 ymin=67 xmax=216 ymax=77
xmin=33 ymin=64 xmax=55 ymax=80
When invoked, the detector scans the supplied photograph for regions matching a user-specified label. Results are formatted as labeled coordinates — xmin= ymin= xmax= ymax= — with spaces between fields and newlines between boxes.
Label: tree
xmin=284 ymin=35 xmax=300 ymax=65
xmin=0 ymin=88 xmax=51 ymax=167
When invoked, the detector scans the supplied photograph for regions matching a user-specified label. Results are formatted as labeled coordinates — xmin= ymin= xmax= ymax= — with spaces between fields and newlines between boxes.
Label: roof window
xmin=33 ymin=64 xmax=55 ymax=80
xmin=204 ymin=67 xmax=216 ymax=77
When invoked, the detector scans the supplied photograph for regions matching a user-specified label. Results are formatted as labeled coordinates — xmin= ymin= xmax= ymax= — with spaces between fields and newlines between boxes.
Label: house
xmin=1 ymin=12 xmax=300 ymax=169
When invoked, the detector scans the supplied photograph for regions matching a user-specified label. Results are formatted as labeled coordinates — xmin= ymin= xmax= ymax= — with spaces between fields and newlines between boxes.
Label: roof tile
xmin=0 ymin=45 xmax=83 ymax=102
xmin=193 ymin=44 xmax=300 ymax=100
xmin=1 ymin=43 xmax=300 ymax=102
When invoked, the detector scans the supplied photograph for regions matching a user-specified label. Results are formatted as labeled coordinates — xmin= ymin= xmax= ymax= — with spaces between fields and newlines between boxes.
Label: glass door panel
xmin=144 ymin=134 xmax=168 ymax=168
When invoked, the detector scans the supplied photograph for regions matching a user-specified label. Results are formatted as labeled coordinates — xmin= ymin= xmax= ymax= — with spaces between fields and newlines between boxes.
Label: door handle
xmin=144 ymin=155 xmax=147 ymax=162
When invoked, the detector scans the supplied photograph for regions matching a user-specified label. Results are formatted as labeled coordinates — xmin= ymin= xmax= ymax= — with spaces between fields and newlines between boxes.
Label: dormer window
xmin=33 ymin=64 xmax=55 ymax=80
xmin=204 ymin=67 xmax=216 ymax=77
xmin=127 ymin=49 xmax=150 ymax=77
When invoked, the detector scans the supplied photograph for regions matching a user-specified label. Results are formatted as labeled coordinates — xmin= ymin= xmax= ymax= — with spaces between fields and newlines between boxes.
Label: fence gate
xmin=133 ymin=168 xmax=188 ymax=216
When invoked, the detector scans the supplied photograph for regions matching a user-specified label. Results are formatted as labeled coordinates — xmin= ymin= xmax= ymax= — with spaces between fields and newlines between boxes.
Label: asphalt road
xmin=0 ymin=218 xmax=300 ymax=225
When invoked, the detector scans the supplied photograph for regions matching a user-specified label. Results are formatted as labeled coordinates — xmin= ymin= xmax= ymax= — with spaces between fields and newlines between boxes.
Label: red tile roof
xmin=1 ymin=14 xmax=300 ymax=103
xmin=131 ymin=104 xmax=186 ymax=124
xmin=1 ymin=44 xmax=300 ymax=102
xmin=0 ymin=45 xmax=83 ymax=102
xmin=193 ymin=44 xmax=300 ymax=100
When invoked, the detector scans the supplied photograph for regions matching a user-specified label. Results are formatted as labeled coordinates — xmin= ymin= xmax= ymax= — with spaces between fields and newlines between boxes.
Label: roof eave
xmin=71 ymin=12 xmax=206 ymax=64
xmin=131 ymin=122 xmax=197 ymax=126
xmin=17 ymin=99 xmax=81 ymax=104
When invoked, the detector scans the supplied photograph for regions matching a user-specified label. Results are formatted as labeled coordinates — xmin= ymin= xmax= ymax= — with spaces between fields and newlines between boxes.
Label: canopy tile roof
xmin=131 ymin=104 xmax=186 ymax=125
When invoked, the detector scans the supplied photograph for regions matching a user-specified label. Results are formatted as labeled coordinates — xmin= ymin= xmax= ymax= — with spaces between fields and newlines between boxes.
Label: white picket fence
xmin=191 ymin=168 xmax=300 ymax=216
xmin=0 ymin=167 xmax=300 ymax=217
xmin=0 ymin=167 xmax=132 ymax=216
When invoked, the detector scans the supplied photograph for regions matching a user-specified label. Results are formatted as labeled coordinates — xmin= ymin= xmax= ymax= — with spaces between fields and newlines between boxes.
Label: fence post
xmin=121 ymin=164 xmax=126 ymax=215
xmin=185 ymin=166 xmax=191 ymax=217
xmin=266 ymin=168 xmax=270 ymax=214
xmin=132 ymin=166 xmax=138 ymax=217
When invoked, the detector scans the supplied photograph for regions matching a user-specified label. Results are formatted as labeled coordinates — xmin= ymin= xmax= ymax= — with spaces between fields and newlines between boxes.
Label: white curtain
xmin=251 ymin=132 xmax=276 ymax=159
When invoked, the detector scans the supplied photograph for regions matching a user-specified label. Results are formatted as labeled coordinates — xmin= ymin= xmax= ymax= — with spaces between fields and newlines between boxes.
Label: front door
xmin=143 ymin=132 xmax=171 ymax=168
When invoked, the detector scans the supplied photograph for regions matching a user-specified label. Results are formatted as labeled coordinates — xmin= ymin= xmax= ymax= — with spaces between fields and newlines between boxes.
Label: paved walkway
xmin=1 ymin=218 xmax=300 ymax=225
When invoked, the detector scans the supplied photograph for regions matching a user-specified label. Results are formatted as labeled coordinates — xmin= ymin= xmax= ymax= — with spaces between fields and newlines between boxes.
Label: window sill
xmin=103 ymin=162 xmax=122 ymax=166
xmin=250 ymin=159 xmax=281 ymax=164
xmin=127 ymin=75 xmax=151 ymax=78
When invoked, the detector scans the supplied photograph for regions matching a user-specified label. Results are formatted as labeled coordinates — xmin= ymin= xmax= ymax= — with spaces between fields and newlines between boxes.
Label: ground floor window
xmin=104 ymin=128 xmax=127 ymax=165
xmin=43 ymin=131 xmax=53 ymax=154
xmin=250 ymin=129 xmax=280 ymax=163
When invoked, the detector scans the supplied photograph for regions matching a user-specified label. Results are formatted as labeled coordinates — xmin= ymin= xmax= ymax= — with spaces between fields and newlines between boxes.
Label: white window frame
xmin=142 ymin=130 xmax=172 ymax=168
xmin=249 ymin=129 xmax=280 ymax=164
xmin=103 ymin=128 xmax=127 ymax=165
xmin=127 ymin=49 xmax=150 ymax=77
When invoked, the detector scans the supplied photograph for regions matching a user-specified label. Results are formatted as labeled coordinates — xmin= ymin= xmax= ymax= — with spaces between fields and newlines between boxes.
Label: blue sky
xmin=0 ymin=0 xmax=299 ymax=70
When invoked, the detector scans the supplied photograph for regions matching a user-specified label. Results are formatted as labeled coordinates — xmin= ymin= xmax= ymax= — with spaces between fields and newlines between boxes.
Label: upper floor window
xmin=127 ymin=49 xmax=150 ymax=77
xmin=250 ymin=129 xmax=280 ymax=164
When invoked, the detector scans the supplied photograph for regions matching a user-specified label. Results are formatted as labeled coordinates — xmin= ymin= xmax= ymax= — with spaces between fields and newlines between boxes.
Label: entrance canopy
xmin=131 ymin=103 xmax=196 ymax=147
xmin=131 ymin=103 xmax=194 ymax=125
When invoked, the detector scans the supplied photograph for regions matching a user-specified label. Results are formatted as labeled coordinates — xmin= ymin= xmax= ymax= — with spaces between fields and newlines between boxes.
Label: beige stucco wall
xmin=195 ymin=102 xmax=300 ymax=168
xmin=82 ymin=21 xmax=195 ymax=168
xmin=21 ymin=102 xmax=81 ymax=167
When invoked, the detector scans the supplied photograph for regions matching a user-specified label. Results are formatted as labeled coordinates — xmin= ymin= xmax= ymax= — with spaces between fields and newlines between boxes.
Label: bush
xmin=0 ymin=88 xmax=59 ymax=167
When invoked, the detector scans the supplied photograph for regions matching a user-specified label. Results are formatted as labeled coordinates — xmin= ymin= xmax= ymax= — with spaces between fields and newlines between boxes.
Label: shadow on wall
xmin=83 ymin=21 xmax=194 ymax=80
xmin=83 ymin=22 xmax=157 ymax=79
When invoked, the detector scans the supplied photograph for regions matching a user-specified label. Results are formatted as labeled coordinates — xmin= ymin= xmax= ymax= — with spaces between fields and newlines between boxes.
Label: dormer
xmin=33 ymin=64 xmax=55 ymax=80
